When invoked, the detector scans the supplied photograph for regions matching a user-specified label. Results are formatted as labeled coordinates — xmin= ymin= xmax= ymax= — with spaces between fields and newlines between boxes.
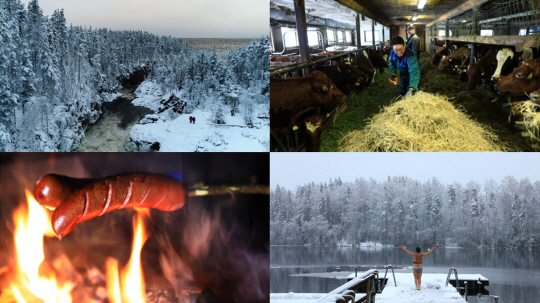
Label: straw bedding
xmin=519 ymin=101 xmax=540 ymax=142
xmin=340 ymin=91 xmax=506 ymax=152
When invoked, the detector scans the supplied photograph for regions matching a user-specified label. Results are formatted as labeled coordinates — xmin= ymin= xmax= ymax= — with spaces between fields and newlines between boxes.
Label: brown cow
xmin=300 ymin=114 xmax=326 ymax=152
xmin=271 ymin=70 xmax=346 ymax=136
xmin=465 ymin=48 xmax=497 ymax=90
xmin=438 ymin=46 xmax=471 ymax=71
xmin=432 ymin=45 xmax=452 ymax=65
xmin=367 ymin=48 xmax=389 ymax=73
xmin=315 ymin=63 xmax=365 ymax=95
xmin=494 ymin=59 xmax=540 ymax=96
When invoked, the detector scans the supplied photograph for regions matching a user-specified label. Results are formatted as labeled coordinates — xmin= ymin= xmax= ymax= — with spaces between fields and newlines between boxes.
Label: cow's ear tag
xmin=463 ymin=69 xmax=466 ymax=72
xmin=519 ymin=57 xmax=522 ymax=60
xmin=322 ymin=85 xmax=329 ymax=91
xmin=449 ymin=59 xmax=452 ymax=61
xmin=346 ymin=62 xmax=351 ymax=65
xmin=481 ymin=72 xmax=485 ymax=76
xmin=293 ymin=125 xmax=299 ymax=131
xmin=327 ymin=113 xmax=330 ymax=117
xmin=528 ymin=73 xmax=533 ymax=79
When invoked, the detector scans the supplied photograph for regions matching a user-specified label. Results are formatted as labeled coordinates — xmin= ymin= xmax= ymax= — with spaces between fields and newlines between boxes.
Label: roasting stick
xmin=187 ymin=185 xmax=270 ymax=197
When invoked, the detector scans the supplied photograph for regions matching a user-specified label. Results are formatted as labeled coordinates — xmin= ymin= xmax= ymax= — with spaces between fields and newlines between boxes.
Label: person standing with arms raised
xmin=401 ymin=245 xmax=436 ymax=290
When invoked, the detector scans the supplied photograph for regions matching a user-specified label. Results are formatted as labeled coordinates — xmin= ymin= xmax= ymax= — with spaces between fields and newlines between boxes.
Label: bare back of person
xmin=401 ymin=245 xmax=436 ymax=290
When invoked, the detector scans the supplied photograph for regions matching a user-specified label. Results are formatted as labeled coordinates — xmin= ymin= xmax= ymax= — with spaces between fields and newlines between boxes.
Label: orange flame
xmin=10 ymin=190 xmax=74 ymax=302
xmin=106 ymin=208 xmax=150 ymax=303
xmin=105 ymin=258 xmax=122 ymax=303
xmin=9 ymin=191 xmax=150 ymax=303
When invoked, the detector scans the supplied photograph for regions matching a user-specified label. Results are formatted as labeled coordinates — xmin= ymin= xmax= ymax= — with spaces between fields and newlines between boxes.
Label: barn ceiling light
xmin=412 ymin=16 xmax=418 ymax=21
xmin=418 ymin=0 xmax=427 ymax=9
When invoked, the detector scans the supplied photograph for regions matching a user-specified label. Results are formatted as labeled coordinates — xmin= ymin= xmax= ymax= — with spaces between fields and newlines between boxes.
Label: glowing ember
xmin=11 ymin=190 xmax=74 ymax=302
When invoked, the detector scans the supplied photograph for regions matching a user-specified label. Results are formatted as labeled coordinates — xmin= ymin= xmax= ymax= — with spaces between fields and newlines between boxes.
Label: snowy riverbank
xmin=125 ymin=81 xmax=269 ymax=151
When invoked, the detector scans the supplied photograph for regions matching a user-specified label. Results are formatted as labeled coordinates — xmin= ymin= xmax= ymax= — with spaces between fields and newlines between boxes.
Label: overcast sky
xmin=21 ymin=0 xmax=268 ymax=38
xmin=271 ymin=153 xmax=540 ymax=190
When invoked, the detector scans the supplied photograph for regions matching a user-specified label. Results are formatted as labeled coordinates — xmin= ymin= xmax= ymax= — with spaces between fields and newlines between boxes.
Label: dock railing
xmin=314 ymin=269 xmax=378 ymax=303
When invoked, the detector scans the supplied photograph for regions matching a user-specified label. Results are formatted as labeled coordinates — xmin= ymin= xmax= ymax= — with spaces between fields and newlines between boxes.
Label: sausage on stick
xmin=34 ymin=173 xmax=187 ymax=240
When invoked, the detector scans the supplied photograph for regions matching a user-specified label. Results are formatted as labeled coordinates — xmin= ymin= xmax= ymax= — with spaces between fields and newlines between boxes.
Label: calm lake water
xmin=270 ymin=246 xmax=540 ymax=303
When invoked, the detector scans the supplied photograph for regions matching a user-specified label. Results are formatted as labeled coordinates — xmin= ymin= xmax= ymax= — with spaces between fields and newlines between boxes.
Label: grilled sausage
xmin=34 ymin=173 xmax=187 ymax=240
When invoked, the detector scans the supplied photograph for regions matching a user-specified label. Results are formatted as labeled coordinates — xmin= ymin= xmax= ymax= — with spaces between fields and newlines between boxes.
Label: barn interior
xmin=270 ymin=0 xmax=540 ymax=152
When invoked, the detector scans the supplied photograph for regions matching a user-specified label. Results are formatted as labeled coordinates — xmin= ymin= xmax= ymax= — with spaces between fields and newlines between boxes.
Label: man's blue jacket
xmin=388 ymin=47 xmax=421 ymax=91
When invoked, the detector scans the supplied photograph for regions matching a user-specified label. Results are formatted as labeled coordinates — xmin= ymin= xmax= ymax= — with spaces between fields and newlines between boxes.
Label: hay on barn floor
xmin=340 ymin=91 xmax=506 ymax=152
xmin=519 ymin=101 xmax=540 ymax=141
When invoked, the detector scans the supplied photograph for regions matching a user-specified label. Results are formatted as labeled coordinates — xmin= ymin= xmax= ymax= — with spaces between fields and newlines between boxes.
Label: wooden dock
xmin=271 ymin=271 xmax=491 ymax=303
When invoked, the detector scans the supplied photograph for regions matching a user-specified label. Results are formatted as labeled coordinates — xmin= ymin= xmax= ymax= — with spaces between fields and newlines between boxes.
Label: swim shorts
xmin=414 ymin=268 xmax=423 ymax=273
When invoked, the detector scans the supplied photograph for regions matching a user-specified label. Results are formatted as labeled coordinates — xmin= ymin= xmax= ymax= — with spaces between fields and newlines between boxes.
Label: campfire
xmin=0 ymin=154 xmax=270 ymax=303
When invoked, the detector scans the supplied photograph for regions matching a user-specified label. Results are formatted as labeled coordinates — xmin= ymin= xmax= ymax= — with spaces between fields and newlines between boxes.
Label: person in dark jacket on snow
xmin=388 ymin=36 xmax=421 ymax=97
xmin=193 ymin=116 xmax=196 ymax=124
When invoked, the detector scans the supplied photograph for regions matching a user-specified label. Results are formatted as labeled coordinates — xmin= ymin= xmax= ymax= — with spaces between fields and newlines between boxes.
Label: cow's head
xmin=495 ymin=64 xmax=540 ymax=96
xmin=466 ymin=63 xmax=485 ymax=90
xmin=438 ymin=56 xmax=452 ymax=70
xmin=309 ymin=71 xmax=346 ymax=105
xmin=337 ymin=63 xmax=364 ymax=87
xmin=530 ymin=89 xmax=540 ymax=105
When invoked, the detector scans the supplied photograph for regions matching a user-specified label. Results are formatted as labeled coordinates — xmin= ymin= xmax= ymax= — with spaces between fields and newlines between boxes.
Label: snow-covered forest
xmin=0 ymin=0 xmax=269 ymax=151
xmin=271 ymin=176 xmax=540 ymax=250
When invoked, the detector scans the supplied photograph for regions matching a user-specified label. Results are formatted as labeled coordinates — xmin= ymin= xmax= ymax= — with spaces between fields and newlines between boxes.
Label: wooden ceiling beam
xmin=427 ymin=0 xmax=491 ymax=27
xmin=333 ymin=0 xmax=392 ymax=27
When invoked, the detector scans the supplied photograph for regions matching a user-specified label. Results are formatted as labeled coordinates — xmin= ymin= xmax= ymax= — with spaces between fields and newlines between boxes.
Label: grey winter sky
xmin=271 ymin=153 xmax=540 ymax=190
xmin=21 ymin=0 xmax=268 ymax=38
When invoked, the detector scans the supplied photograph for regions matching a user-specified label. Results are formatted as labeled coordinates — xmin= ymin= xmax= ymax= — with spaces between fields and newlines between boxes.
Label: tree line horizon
xmin=270 ymin=175 xmax=539 ymax=250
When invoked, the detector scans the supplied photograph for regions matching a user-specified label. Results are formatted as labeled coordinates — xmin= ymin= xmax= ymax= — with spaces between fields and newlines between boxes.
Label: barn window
xmin=519 ymin=28 xmax=527 ymax=35
xmin=364 ymin=30 xmax=380 ymax=43
xmin=337 ymin=31 xmax=344 ymax=43
xmin=327 ymin=29 xmax=336 ymax=45
xmin=480 ymin=29 xmax=493 ymax=36
xmin=438 ymin=30 xmax=445 ymax=36
xmin=345 ymin=31 xmax=352 ymax=44
xmin=307 ymin=30 xmax=321 ymax=47
xmin=282 ymin=26 xmax=298 ymax=47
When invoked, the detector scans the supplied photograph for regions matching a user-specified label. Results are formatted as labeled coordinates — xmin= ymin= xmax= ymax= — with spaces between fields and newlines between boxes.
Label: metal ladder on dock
xmin=445 ymin=267 xmax=500 ymax=303
xmin=380 ymin=265 xmax=397 ymax=292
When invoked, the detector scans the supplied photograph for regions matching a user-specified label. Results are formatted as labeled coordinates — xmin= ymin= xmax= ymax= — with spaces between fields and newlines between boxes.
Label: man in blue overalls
xmin=388 ymin=36 xmax=420 ymax=96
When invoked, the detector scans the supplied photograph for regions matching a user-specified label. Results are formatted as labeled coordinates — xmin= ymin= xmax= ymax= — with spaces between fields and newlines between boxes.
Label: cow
xmin=355 ymin=53 xmax=376 ymax=83
xmin=494 ymin=59 xmax=540 ymax=96
xmin=299 ymin=114 xmax=326 ymax=152
xmin=466 ymin=48 xmax=498 ymax=90
xmin=530 ymin=89 xmax=540 ymax=105
xmin=491 ymin=48 xmax=532 ymax=81
xmin=315 ymin=62 xmax=365 ymax=95
xmin=271 ymin=70 xmax=346 ymax=137
xmin=432 ymin=46 xmax=450 ymax=65
xmin=367 ymin=48 xmax=389 ymax=73
xmin=438 ymin=46 xmax=471 ymax=71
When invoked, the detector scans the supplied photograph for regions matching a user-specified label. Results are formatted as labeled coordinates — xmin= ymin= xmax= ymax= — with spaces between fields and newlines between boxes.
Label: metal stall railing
xmin=270 ymin=43 xmax=387 ymax=152
xmin=270 ymin=42 xmax=387 ymax=78
xmin=429 ymin=0 xmax=539 ymax=41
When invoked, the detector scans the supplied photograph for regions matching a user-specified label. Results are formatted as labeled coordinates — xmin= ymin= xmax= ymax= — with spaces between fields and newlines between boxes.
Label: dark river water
xmin=270 ymin=246 xmax=540 ymax=303
xmin=77 ymin=85 xmax=153 ymax=151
